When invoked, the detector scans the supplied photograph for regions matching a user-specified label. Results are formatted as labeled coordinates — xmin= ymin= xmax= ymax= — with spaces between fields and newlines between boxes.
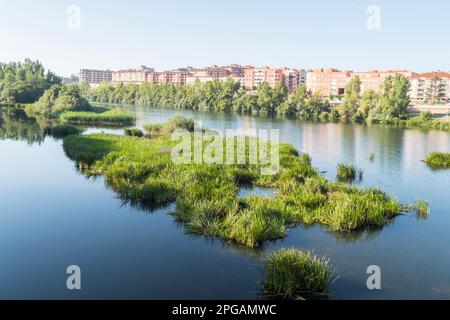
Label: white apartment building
xmin=79 ymin=69 xmax=112 ymax=84
xmin=410 ymin=72 xmax=450 ymax=103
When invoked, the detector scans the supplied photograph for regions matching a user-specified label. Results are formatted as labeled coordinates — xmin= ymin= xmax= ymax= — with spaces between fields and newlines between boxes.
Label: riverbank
xmin=87 ymin=80 xmax=450 ymax=132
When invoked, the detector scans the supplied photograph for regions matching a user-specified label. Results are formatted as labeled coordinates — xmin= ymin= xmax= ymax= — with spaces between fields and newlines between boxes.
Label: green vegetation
xmin=28 ymin=84 xmax=133 ymax=126
xmin=262 ymin=248 xmax=333 ymax=299
xmin=27 ymin=84 xmax=91 ymax=117
xmin=143 ymin=115 xmax=195 ymax=137
xmin=0 ymin=59 xmax=61 ymax=104
xmin=0 ymin=107 xmax=46 ymax=143
xmin=372 ymin=111 xmax=450 ymax=131
xmin=124 ymin=128 xmax=144 ymax=137
xmin=60 ymin=108 xmax=134 ymax=126
xmin=88 ymin=80 xmax=330 ymax=119
xmin=0 ymin=106 xmax=83 ymax=143
xmin=86 ymin=75 xmax=449 ymax=131
xmin=336 ymin=163 xmax=363 ymax=182
xmin=414 ymin=199 xmax=429 ymax=218
xmin=63 ymin=117 xmax=404 ymax=247
xmin=425 ymin=77 xmax=447 ymax=104
xmin=424 ymin=152 xmax=450 ymax=169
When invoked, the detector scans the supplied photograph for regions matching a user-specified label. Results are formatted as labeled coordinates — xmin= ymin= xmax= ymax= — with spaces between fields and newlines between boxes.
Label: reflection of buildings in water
xmin=300 ymin=123 xmax=343 ymax=164
xmin=339 ymin=124 xmax=357 ymax=163
xmin=367 ymin=126 xmax=404 ymax=174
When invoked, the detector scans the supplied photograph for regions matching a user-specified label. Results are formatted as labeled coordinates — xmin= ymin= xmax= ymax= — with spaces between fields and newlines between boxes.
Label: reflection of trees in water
xmin=0 ymin=108 xmax=46 ymax=144
xmin=0 ymin=107 xmax=78 ymax=144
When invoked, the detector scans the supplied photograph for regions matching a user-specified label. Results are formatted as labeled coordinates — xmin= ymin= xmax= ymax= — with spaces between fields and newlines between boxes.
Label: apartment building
xmin=79 ymin=69 xmax=112 ymax=84
xmin=190 ymin=66 xmax=232 ymax=78
xmin=243 ymin=66 xmax=255 ymax=89
xmin=306 ymin=68 xmax=416 ymax=96
xmin=244 ymin=66 xmax=286 ymax=89
xmin=112 ymin=66 xmax=155 ymax=84
xmin=306 ymin=68 xmax=352 ymax=96
xmin=154 ymin=71 xmax=190 ymax=85
xmin=222 ymin=64 xmax=245 ymax=78
xmin=282 ymin=68 xmax=305 ymax=93
xmin=410 ymin=72 xmax=450 ymax=103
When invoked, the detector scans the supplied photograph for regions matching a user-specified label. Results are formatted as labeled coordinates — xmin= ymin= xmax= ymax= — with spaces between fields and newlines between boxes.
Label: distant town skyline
xmin=1 ymin=0 xmax=450 ymax=77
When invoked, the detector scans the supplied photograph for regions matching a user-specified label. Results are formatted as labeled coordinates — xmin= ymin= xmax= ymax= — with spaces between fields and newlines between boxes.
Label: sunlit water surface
xmin=0 ymin=105 xmax=449 ymax=299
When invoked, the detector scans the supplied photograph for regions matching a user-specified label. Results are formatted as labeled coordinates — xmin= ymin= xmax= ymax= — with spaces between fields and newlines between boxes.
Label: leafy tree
xmin=425 ymin=76 xmax=447 ymax=104
xmin=30 ymin=84 xmax=91 ymax=117
xmin=339 ymin=76 xmax=361 ymax=122
xmin=374 ymin=75 xmax=411 ymax=120
xmin=353 ymin=89 xmax=380 ymax=123
xmin=0 ymin=59 xmax=61 ymax=103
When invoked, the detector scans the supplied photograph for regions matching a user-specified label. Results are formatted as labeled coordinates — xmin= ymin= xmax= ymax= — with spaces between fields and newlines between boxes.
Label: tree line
xmin=87 ymin=79 xmax=332 ymax=119
xmin=87 ymin=75 xmax=413 ymax=123
xmin=0 ymin=59 xmax=418 ymax=124
xmin=0 ymin=59 xmax=61 ymax=104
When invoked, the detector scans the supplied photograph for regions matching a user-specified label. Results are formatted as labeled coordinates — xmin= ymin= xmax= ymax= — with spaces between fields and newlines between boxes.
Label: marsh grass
xmin=143 ymin=115 xmax=195 ymax=137
xmin=60 ymin=108 xmax=135 ymax=126
xmin=262 ymin=248 xmax=334 ymax=299
xmin=63 ymin=116 xmax=405 ymax=247
xmin=414 ymin=198 xmax=429 ymax=219
xmin=336 ymin=163 xmax=363 ymax=182
xmin=424 ymin=152 xmax=450 ymax=169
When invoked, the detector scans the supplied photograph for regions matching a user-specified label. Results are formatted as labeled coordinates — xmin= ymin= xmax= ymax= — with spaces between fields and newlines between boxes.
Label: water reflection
xmin=1 ymin=104 xmax=449 ymax=299
xmin=0 ymin=108 xmax=45 ymax=144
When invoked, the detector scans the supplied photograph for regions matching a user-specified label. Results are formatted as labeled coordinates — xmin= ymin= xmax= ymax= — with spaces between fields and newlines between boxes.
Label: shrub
xmin=329 ymin=108 xmax=339 ymax=122
xmin=124 ymin=128 xmax=144 ymax=137
xmin=144 ymin=115 xmax=195 ymax=137
xmin=30 ymin=84 xmax=91 ymax=117
xmin=418 ymin=111 xmax=433 ymax=121
xmin=319 ymin=112 xmax=329 ymax=122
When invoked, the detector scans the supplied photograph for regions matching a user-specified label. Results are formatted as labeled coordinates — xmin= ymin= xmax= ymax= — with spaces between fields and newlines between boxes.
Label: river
xmin=0 ymin=105 xmax=449 ymax=299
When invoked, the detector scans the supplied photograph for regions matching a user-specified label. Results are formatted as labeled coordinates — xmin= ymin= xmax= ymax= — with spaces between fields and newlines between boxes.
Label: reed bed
xmin=262 ymin=248 xmax=334 ymax=299
xmin=63 ymin=116 xmax=405 ymax=247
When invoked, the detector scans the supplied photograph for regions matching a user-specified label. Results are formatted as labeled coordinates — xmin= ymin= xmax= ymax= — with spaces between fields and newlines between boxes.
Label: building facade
xmin=410 ymin=72 xmax=450 ymax=103
xmin=154 ymin=71 xmax=190 ymax=85
xmin=79 ymin=69 xmax=112 ymax=84
xmin=243 ymin=66 xmax=286 ymax=89
xmin=282 ymin=68 xmax=304 ymax=93
xmin=306 ymin=68 xmax=417 ymax=96
xmin=112 ymin=66 xmax=155 ymax=84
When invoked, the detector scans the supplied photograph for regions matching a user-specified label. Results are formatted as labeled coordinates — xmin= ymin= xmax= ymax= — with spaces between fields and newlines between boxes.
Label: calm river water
xmin=0 ymin=105 xmax=449 ymax=299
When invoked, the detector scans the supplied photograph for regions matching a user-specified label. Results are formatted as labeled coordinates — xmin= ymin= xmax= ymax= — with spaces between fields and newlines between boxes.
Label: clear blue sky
xmin=1 ymin=0 xmax=449 ymax=76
